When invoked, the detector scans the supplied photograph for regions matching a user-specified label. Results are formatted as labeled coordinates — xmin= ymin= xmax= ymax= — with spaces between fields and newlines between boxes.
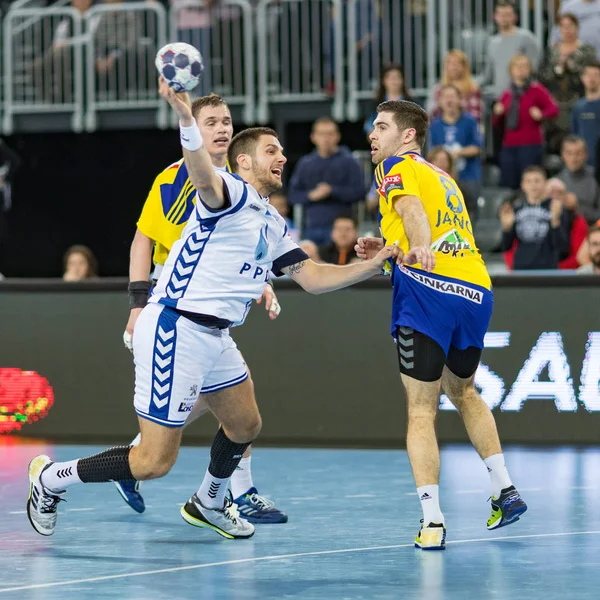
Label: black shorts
xmin=395 ymin=326 xmax=482 ymax=382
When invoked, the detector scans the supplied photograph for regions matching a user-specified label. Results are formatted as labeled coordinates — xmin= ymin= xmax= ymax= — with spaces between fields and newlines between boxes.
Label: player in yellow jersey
xmin=357 ymin=100 xmax=526 ymax=549
xmin=116 ymin=94 xmax=288 ymax=524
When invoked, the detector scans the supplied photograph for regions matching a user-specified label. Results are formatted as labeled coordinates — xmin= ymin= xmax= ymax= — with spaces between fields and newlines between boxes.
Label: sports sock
xmin=484 ymin=453 xmax=513 ymax=499
xmin=417 ymin=484 xmax=444 ymax=526
xmin=230 ymin=456 xmax=254 ymax=499
xmin=41 ymin=459 xmax=82 ymax=492
xmin=41 ymin=446 xmax=135 ymax=493
xmin=197 ymin=428 xmax=251 ymax=509
xmin=130 ymin=433 xmax=141 ymax=447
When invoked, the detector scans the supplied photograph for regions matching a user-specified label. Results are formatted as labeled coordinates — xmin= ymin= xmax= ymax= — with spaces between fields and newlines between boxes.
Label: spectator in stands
xmin=426 ymin=146 xmax=479 ymax=220
xmin=493 ymin=54 xmax=559 ymax=189
xmin=63 ymin=245 xmax=98 ymax=281
xmin=364 ymin=64 xmax=412 ymax=136
xmin=577 ymin=224 xmax=600 ymax=273
xmin=427 ymin=50 xmax=483 ymax=124
xmin=269 ymin=191 xmax=299 ymax=241
xmin=549 ymin=177 xmax=589 ymax=269
xmin=557 ymin=135 xmax=600 ymax=223
xmin=538 ymin=13 xmax=597 ymax=153
xmin=297 ymin=240 xmax=321 ymax=263
xmin=480 ymin=1 xmax=541 ymax=98
xmin=319 ymin=217 xmax=359 ymax=265
xmin=499 ymin=166 xmax=570 ymax=270
xmin=572 ymin=61 xmax=600 ymax=167
xmin=288 ymin=117 xmax=365 ymax=245
xmin=552 ymin=0 xmax=600 ymax=59
xmin=0 ymin=139 xmax=21 ymax=252
xmin=428 ymin=85 xmax=483 ymax=217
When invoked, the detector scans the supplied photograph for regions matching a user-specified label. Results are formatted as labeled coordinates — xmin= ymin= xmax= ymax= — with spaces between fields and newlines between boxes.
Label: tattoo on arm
xmin=288 ymin=261 xmax=306 ymax=277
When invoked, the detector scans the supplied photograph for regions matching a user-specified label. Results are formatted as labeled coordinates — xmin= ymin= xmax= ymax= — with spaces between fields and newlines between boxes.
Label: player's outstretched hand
xmin=355 ymin=236 xmax=384 ymax=260
xmin=123 ymin=307 xmax=143 ymax=352
xmin=158 ymin=76 xmax=193 ymax=124
xmin=371 ymin=244 xmax=401 ymax=270
xmin=403 ymin=246 xmax=436 ymax=272
xmin=257 ymin=284 xmax=281 ymax=320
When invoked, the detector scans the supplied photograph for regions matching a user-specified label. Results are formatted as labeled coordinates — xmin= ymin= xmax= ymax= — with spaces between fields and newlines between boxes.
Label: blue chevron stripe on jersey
xmin=165 ymin=230 xmax=212 ymax=301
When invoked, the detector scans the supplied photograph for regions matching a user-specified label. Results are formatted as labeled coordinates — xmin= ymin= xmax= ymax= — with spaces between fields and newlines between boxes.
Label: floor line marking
xmin=1 ymin=530 xmax=599 ymax=593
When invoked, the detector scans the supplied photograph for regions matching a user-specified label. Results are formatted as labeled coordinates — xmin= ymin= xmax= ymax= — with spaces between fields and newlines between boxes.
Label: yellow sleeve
xmin=136 ymin=166 xmax=179 ymax=244
xmin=377 ymin=157 xmax=420 ymax=205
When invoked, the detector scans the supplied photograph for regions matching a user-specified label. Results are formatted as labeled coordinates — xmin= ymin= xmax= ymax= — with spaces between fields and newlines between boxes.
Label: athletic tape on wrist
xmin=179 ymin=121 xmax=203 ymax=152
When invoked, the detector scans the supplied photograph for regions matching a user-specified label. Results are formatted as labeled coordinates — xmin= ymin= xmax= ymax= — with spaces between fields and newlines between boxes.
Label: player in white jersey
xmin=26 ymin=78 xmax=399 ymax=540
xmin=116 ymin=94 xmax=288 ymax=524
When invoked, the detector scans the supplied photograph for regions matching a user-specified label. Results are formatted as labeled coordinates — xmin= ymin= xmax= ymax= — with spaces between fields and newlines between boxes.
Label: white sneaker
xmin=27 ymin=455 xmax=65 ymax=536
xmin=180 ymin=494 xmax=255 ymax=539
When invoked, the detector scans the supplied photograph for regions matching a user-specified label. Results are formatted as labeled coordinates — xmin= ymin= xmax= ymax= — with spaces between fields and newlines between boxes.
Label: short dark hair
xmin=562 ymin=135 xmax=588 ymax=150
xmin=311 ymin=116 xmax=339 ymax=133
xmin=559 ymin=13 xmax=579 ymax=28
xmin=583 ymin=61 xmax=600 ymax=72
xmin=333 ymin=215 xmax=358 ymax=228
xmin=63 ymin=245 xmax=98 ymax=278
xmin=588 ymin=224 xmax=600 ymax=239
xmin=495 ymin=1 xmax=517 ymax=13
xmin=376 ymin=100 xmax=429 ymax=148
xmin=522 ymin=165 xmax=546 ymax=179
xmin=227 ymin=127 xmax=279 ymax=173
xmin=191 ymin=94 xmax=229 ymax=120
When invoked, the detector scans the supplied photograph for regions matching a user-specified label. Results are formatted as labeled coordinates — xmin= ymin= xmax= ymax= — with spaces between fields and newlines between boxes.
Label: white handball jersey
xmin=149 ymin=170 xmax=307 ymax=327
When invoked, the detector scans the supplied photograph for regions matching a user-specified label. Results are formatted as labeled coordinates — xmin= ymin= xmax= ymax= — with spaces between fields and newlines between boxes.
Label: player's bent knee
xmin=130 ymin=445 xmax=178 ymax=480
xmin=226 ymin=412 xmax=262 ymax=444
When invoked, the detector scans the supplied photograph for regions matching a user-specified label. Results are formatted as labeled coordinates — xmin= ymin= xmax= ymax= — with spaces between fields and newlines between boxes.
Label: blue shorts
xmin=391 ymin=265 xmax=493 ymax=355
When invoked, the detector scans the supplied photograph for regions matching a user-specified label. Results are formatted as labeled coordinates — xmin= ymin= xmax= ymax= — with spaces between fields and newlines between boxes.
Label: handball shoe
xmin=27 ymin=455 xmax=65 ymax=536
xmin=114 ymin=480 xmax=145 ymax=513
xmin=415 ymin=520 xmax=446 ymax=550
xmin=181 ymin=494 xmax=255 ymax=539
xmin=487 ymin=486 xmax=527 ymax=530
xmin=232 ymin=488 xmax=288 ymax=524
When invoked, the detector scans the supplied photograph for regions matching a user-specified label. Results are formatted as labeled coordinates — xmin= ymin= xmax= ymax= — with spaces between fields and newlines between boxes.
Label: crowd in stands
xmin=281 ymin=0 xmax=600 ymax=274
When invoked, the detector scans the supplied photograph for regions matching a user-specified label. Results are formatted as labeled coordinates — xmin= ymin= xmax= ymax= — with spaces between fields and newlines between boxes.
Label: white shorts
xmin=133 ymin=304 xmax=248 ymax=427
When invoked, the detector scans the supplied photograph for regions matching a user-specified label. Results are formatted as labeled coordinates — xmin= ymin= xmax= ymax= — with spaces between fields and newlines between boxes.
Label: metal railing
xmin=84 ymin=2 xmax=167 ymax=131
xmin=169 ymin=0 xmax=254 ymax=124
xmin=1 ymin=0 xmax=562 ymax=132
xmin=256 ymin=0 xmax=344 ymax=123
xmin=2 ymin=6 xmax=84 ymax=134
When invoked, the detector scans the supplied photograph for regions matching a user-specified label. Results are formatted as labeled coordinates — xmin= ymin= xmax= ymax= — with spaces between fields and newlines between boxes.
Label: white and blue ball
xmin=155 ymin=42 xmax=204 ymax=93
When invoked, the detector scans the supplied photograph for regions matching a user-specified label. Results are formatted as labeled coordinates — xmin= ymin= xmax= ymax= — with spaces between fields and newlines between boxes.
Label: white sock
xmin=229 ymin=456 xmax=254 ymax=499
xmin=130 ymin=433 xmax=141 ymax=446
xmin=197 ymin=470 xmax=230 ymax=510
xmin=417 ymin=484 xmax=444 ymax=526
xmin=484 ymin=453 xmax=513 ymax=499
xmin=41 ymin=460 xmax=82 ymax=492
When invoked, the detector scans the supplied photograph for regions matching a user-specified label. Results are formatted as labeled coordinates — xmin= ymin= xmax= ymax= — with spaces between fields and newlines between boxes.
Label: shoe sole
xmin=487 ymin=502 xmax=528 ymax=530
xmin=414 ymin=542 xmax=446 ymax=550
xmin=27 ymin=456 xmax=54 ymax=537
xmin=113 ymin=482 xmax=146 ymax=514
xmin=242 ymin=514 xmax=288 ymax=524
xmin=180 ymin=506 xmax=254 ymax=540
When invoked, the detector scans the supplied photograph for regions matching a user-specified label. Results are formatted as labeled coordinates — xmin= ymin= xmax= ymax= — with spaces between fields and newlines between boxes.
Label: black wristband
xmin=128 ymin=280 xmax=151 ymax=310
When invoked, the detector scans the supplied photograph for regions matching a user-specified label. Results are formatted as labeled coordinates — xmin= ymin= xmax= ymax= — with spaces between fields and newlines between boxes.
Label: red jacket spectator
xmin=493 ymin=81 xmax=559 ymax=147
xmin=503 ymin=213 xmax=588 ymax=270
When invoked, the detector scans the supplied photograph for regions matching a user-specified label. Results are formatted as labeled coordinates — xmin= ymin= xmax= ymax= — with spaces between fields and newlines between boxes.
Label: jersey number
xmin=440 ymin=176 xmax=464 ymax=214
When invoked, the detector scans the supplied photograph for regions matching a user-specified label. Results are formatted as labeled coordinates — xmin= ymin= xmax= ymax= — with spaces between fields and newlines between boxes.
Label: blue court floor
xmin=1 ymin=443 xmax=600 ymax=599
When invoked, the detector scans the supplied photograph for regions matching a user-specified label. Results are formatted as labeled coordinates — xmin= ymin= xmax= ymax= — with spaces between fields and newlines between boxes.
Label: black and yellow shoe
xmin=180 ymin=494 xmax=255 ymax=539
xmin=415 ymin=520 xmax=446 ymax=550
xmin=487 ymin=486 xmax=527 ymax=530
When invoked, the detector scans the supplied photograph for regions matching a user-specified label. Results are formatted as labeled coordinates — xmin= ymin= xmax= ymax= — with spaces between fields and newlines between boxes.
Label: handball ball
xmin=155 ymin=42 xmax=204 ymax=93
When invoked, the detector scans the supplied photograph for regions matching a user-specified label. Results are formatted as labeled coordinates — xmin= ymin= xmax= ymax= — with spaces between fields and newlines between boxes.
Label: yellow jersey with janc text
xmin=375 ymin=152 xmax=491 ymax=290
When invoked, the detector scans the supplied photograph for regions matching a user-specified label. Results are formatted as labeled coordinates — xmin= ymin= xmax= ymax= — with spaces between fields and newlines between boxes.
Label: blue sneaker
xmin=487 ymin=485 xmax=527 ymax=530
xmin=232 ymin=487 xmax=288 ymax=524
xmin=114 ymin=480 xmax=145 ymax=514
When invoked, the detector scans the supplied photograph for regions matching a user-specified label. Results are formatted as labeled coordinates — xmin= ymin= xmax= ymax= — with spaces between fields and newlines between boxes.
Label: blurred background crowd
xmin=0 ymin=0 xmax=598 ymax=280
